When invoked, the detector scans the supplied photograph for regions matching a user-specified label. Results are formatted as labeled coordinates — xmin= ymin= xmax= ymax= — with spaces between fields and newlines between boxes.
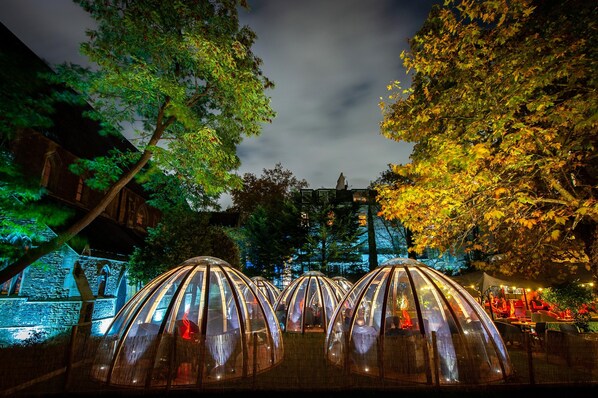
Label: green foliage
xmin=298 ymin=197 xmax=365 ymax=275
xmin=377 ymin=0 xmax=598 ymax=280
xmin=543 ymin=282 xmax=593 ymax=331
xmin=230 ymin=164 xmax=308 ymax=277
xmin=0 ymin=150 xmax=73 ymax=263
xmin=58 ymin=0 xmax=275 ymax=200
xmin=127 ymin=207 xmax=240 ymax=284
xmin=138 ymin=166 xmax=220 ymax=212
xmin=0 ymin=0 xmax=275 ymax=283
xmin=68 ymin=149 xmax=140 ymax=191
xmin=0 ymin=30 xmax=79 ymax=274
xmin=241 ymin=200 xmax=306 ymax=279
xmin=231 ymin=163 xmax=308 ymax=221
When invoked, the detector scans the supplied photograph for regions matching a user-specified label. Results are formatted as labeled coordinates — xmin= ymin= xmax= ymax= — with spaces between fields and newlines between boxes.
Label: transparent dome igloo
xmin=274 ymin=271 xmax=346 ymax=333
xmin=332 ymin=276 xmax=353 ymax=293
xmin=91 ymin=256 xmax=283 ymax=389
xmin=250 ymin=276 xmax=281 ymax=305
xmin=325 ymin=258 xmax=512 ymax=385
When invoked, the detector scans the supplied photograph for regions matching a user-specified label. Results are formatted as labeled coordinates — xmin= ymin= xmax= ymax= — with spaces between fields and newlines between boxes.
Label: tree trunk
xmin=590 ymin=222 xmax=598 ymax=297
xmin=367 ymin=202 xmax=378 ymax=271
xmin=405 ymin=227 xmax=417 ymax=259
xmin=0 ymin=107 xmax=171 ymax=284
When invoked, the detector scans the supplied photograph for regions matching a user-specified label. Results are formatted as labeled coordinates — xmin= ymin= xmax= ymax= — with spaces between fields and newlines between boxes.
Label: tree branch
xmin=0 ymin=99 xmax=174 ymax=284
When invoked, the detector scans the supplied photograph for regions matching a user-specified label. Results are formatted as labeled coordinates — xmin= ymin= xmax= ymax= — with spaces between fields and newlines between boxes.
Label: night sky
xmin=0 ymin=0 xmax=439 ymax=207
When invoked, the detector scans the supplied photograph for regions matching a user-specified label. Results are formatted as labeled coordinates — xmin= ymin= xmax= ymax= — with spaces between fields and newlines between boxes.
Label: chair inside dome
xmin=91 ymin=256 xmax=283 ymax=389
xmin=274 ymin=271 xmax=345 ymax=333
xmin=325 ymin=258 xmax=512 ymax=385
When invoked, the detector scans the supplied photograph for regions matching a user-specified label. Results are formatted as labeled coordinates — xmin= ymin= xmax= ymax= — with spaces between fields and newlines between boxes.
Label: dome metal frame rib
xmin=250 ymin=276 xmax=281 ymax=306
xmin=92 ymin=256 xmax=283 ymax=389
xmin=275 ymin=271 xmax=345 ymax=334
xmin=325 ymin=257 xmax=512 ymax=385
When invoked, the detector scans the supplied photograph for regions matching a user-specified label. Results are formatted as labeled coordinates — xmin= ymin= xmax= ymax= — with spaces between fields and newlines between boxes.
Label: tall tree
xmin=299 ymin=197 xmax=364 ymax=276
xmin=230 ymin=164 xmax=308 ymax=277
xmin=241 ymin=200 xmax=305 ymax=279
xmin=230 ymin=162 xmax=308 ymax=222
xmin=128 ymin=207 xmax=240 ymax=284
xmin=371 ymin=165 xmax=414 ymax=258
xmin=376 ymin=0 xmax=597 ymax=287
xmin=0 ymin=0 xmax=274 ymax=284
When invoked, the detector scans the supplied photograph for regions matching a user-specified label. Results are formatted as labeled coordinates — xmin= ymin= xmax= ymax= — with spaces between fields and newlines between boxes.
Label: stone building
xmin=296 ymin=173 xmax=467 ymax=284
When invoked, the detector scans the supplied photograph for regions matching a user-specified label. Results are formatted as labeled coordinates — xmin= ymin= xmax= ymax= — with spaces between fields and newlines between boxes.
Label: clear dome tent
xmin=325 ymin=258 xmax=512 ymax=385
xmin=250 ymin=276 xmax=281 ymax=305
xmin=274 ymin=271 xmax=346 ymax=333
xmin=332 ymin=276 xmax=353 ymax=293
xmin=91 ymin=256 xmax=283 ymax=389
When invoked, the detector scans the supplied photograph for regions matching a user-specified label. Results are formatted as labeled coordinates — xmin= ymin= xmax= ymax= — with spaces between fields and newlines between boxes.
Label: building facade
xmin=0 ymin=23 xmax=160 ymax=345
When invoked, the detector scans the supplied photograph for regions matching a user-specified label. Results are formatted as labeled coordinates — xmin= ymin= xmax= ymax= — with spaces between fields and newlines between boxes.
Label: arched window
xmin=135 ymin=204 xmax=148 ymax=228
xmin=40 ymin=152 xmax=61 ymax=192
xmin=97 ymin=264 xmax=110 ymax=297
xmin=0 ymin=273 xmax=22 ymax=296
xmin=40 ymin=157 xmax=52 ymax=188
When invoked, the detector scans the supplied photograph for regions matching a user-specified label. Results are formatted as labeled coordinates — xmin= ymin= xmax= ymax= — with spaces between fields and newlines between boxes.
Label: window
xmin=40 ymin=152 xmax=61 ymax=192
xmin=135 ymin=205 xmax=148 ymax=228
xmin=300 ymin=212 xmax=309 ymax=227
xmin=97 ymin=265 xmax=110 ymax=297
xmin=75 ymin=177 xmax=84 ymax=202
xmin=317 ymin=189 xmax=331 ymax=203
xmin=40 ymin=157 xmax=52 ymax=187
xmin=326 ymin=211 xmax=335 ymax=226
xmin=0 ymin=273 xmax=22 ymax=296
xmin=126 ymin=196 xmax=136 ymax=226
xmin=358 ymin=213 xmax=367 ymax=226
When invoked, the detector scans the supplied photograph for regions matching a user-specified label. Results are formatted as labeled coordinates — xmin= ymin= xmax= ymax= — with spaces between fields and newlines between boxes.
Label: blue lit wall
xmin=0 ymin=225 xmax=131 ymax=346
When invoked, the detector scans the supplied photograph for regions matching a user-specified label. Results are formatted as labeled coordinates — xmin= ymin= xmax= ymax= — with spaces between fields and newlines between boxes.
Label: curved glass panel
xmin=91 ymin=256 xmax=283 ymax=389
xmin=250 ymin=276 xmax=281 ymax=305
xmin=332 ymin=276 xmax=353 ymax=293
xmin=274 ymin=271 xmax=345 ymax=333
xmin=325 ymin=258 xmax=512 ymax=385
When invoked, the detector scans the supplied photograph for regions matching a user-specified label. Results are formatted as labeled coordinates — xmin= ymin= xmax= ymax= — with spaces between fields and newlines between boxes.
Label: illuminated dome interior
xmin=91 ymin=256 xmax=283 ymax=389
xmin=250 ymin=276 xmax=281 ymax=305
xmin=325 ymin=258 xmax=512 ymax=385
xmin=274 ymin=271 xmax=345 ymax=333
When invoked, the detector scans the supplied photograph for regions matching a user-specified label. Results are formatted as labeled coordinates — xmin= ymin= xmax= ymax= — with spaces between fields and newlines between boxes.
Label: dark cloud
xmin=0 ymin=0 xmax=439 ymax=206
xmin=328 ymin=80 xmax=375 ymax=118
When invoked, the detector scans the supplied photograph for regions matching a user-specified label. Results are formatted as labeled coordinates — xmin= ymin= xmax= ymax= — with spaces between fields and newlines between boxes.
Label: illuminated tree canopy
xmin=376 ymin=0 xmax=597 ymax=282
xmin=0 ymin=0 xmax=274 ymax=284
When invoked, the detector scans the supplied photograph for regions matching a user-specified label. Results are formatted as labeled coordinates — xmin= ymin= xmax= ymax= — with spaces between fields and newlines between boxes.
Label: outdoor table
xmin=511 ymin=321 xmax=536 ymax=332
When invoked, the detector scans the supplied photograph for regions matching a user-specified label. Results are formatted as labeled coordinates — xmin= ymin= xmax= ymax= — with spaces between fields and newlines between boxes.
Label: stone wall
xmin=0 ymin=297 xmax=81 ymax=345
xmin=0 ymin=242 xmax=130 ymax=345
xmin=78 ymin=256 xmax=127 ymax=297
